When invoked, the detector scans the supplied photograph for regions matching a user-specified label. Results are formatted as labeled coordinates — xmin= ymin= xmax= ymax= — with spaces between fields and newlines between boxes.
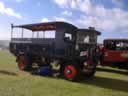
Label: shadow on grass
xmin=96 ymin=67 xmax=128 ymax=76
xmin=32 ymin=73 xmax=128 ymax=93
xmin=79 ymin=76 xmax=128 ymax=93
xmin=30 ymin=67 xmax=128 ymax=92
xmin=0 ymin=70 xmax=17 ymax=76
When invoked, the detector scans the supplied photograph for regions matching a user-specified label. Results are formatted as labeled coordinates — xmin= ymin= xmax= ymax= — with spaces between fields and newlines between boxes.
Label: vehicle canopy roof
xmin=12 ymin=21 xmax=101 ymax=37
xmin=104 ymin=39 xmax=128 ymax=43
xmin=12 ymin=21 xmax=77 ymax=32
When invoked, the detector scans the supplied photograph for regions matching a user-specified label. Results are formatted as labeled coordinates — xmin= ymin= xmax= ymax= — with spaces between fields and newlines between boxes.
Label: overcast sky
xmin=0 ymin=0 xmax=128 ymax=43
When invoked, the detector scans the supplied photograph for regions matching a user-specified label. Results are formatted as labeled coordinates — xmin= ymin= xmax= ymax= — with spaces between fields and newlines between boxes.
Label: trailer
xmin=10 ymin=21 xmax=101 ymax=81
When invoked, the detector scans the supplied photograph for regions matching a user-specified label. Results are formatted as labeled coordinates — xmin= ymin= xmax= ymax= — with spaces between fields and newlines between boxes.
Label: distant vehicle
xmin=99 ymin=39 xmax=128 ymax=69
xmin=9 ymin=21 xmax=101 ymax=81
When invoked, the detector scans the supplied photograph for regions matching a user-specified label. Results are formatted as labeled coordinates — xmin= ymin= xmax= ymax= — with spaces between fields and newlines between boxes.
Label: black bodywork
xmin=10 ymin=22 xmax=100 ymax=59
xmin=10 ymin=22 xmax=77 ymax=59
xmin=9 ymin=21 xmax=101 ymax=80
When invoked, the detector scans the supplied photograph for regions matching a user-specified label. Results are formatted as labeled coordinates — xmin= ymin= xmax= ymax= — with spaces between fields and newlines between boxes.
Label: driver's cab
xmin=76 ymin=28 xmax=101 ymax=51
xmin=63 ymin=27 xmax=101 ymax=58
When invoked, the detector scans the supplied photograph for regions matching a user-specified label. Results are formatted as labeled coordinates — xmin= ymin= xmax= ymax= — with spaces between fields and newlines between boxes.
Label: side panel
xmin=10 ymin=38 xmax=55 ymax=57
xmin=103 ymin=48 xmax=128 ymax=62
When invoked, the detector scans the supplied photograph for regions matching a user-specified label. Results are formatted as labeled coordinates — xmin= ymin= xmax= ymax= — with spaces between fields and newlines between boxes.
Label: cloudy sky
xmin=0 ymin=0 xmax=128 ymax=42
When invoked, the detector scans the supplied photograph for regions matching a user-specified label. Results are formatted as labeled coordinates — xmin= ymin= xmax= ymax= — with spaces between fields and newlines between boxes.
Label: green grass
xmin=0 ymin=50 xmax=128 ymax=96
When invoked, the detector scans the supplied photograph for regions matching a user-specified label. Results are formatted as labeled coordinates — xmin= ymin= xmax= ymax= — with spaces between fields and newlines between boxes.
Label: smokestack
xmin=88 ymin=27 xmax=95 ymax=30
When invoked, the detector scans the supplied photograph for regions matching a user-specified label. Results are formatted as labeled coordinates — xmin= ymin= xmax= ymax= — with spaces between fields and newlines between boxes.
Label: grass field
xmin=0 ymin=50 xmax=128 ymax=96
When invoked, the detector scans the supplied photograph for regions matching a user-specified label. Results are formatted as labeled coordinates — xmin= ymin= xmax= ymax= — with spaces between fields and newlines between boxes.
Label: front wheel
xmin=63 ymin=64 xmax=79 ymax=81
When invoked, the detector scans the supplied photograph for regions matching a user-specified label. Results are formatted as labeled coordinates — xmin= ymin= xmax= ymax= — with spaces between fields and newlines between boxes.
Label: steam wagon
xmin=10 ymin=21 xmax=101 ymax=80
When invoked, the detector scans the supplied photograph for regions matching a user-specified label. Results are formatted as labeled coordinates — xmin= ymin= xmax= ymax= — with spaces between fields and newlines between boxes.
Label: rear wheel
xmin=63 ymin=64 xmax=79 ymax=81
xmin=17 ymin=55 xmax=32 ymax=71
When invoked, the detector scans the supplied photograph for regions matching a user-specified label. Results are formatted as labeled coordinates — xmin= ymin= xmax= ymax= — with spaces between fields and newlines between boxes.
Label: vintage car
xmin=99 ymin=39 xmax=128 ymax=69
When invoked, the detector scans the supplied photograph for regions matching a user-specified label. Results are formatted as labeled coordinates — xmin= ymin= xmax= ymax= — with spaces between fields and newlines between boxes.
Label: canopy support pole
xmin=21 ymin=28 xmax=24 ymax=38
xmin=11 ymin=24 xmax=13 ymax=40
xmin=32 ymin=31 xmax=34 ymax=38
xmin=43 ymin=31 xmax=45 ymax=38
xmin=37 ymin=31 xmax=39 ymax=38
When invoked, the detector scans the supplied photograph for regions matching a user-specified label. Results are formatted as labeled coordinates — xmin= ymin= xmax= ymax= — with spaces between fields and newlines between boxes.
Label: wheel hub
xmin=64 ymin=64 xmax=77 ymax=80
xmin=67 ymin=69 xmax=72 ymax=74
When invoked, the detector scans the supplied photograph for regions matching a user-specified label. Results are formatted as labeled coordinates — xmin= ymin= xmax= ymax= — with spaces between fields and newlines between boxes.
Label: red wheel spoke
xmin=64 ymin=64 xmax=77 ymax=80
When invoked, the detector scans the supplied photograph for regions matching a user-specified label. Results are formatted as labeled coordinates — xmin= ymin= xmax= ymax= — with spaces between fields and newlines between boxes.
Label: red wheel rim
xmin=64 ymin=65 xmax=77 ymax=80
xmin=18 ymin=56 xmax=25 ymax=70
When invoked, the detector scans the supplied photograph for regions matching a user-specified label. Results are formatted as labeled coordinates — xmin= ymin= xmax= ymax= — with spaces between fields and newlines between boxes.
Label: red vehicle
xmin=99 ymin=39 xmax=128 ymax=69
